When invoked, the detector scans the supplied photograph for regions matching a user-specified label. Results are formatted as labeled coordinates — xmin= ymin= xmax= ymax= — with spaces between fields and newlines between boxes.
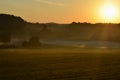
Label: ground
xmin=0 ymin=48 xmax=120 ymax=80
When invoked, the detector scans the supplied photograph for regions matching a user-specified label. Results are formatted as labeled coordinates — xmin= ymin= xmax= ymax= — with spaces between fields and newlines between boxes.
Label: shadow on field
xmin=0 ymin=48 xmax=120 ymax=80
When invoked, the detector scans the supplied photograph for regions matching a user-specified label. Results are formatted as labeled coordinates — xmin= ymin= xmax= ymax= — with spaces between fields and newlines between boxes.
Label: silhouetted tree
xmin=69 ymin=22 xmax=78 ymax=26
xmin=22 ymin=36 xmax=41 ymax=48
xmin=29 ymin=36 xmax=41 ymax=46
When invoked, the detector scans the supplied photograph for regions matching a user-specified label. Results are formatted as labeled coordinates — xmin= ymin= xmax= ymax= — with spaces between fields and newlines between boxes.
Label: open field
xmin=0 ymin=48 xmax=120 ymax=80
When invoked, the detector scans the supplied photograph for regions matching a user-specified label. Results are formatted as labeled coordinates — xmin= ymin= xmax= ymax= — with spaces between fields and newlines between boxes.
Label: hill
xmin=0 ymin=13 xmax=120 ymax=43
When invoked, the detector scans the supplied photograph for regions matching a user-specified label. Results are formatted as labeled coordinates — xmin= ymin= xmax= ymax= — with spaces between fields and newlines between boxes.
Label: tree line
xmin=0 ymin=13 xmax=120 ymax=48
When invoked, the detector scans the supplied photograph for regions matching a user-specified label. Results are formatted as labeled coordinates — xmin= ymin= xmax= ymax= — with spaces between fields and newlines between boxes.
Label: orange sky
xmin=0 ymin=0 xmax=120 ymax=23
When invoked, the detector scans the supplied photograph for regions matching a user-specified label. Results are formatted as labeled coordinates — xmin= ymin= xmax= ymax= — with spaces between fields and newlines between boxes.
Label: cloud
xmin=34 ymin=0 xmax=65 ymax=6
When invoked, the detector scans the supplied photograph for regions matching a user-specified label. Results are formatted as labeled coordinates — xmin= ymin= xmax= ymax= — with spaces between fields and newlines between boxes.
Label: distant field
xmin=0 ymin=48 xmax=120 ymax=80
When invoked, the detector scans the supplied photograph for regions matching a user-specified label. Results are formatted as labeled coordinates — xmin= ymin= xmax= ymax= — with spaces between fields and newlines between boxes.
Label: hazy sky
xmin=0 ymin=0 xmax=120 ymax=23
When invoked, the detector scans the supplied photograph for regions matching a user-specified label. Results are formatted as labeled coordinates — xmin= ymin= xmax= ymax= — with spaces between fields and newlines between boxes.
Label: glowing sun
xmin=100 ymin=4 xmax=118 ymax=22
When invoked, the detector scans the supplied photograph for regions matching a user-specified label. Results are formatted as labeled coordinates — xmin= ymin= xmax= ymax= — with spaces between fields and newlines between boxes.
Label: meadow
xmin=0 ymin=48 xmax=120 ymax=80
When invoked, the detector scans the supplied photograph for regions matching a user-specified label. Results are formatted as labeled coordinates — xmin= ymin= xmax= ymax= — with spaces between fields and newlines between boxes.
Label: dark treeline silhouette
xmin=22 ymin=36 xmax=41 ymax=48
xmin=0 ymin=13 xmax=120 ymax=48
xmin=0 ymin=14 xmax=26 ymax=44
xmin=0 ymin=14 xmax=25 ymax=33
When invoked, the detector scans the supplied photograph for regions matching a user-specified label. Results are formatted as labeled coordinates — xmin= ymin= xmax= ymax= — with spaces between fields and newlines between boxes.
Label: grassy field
xmin=0 ymin=48 xmax=120 ymax=80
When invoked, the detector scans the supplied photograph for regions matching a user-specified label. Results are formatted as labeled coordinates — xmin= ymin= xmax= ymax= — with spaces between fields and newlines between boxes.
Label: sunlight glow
xmin=100 ymin=4 xmax=118 ymax=22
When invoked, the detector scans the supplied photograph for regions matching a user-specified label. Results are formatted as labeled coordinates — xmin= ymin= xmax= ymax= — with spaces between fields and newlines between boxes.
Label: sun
xmin=100 ymin=4 xmax=118 ymax=22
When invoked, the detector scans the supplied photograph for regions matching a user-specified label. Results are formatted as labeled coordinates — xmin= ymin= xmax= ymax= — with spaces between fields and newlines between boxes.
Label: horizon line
xmin=1 ymin=13 xmax=120 ymax=24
